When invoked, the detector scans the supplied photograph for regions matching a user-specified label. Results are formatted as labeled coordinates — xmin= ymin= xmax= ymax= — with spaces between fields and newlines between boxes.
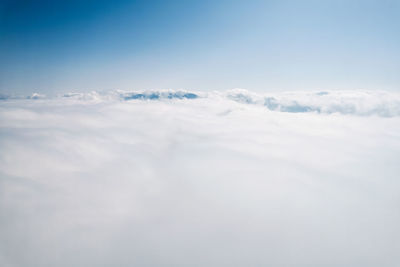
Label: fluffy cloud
xmin=1 ymin=90 xmax=400 ymax=266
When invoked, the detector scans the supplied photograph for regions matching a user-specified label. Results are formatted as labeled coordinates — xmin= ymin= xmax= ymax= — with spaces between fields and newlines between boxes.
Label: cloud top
xmin=2 ymin=89 xmax=400 ymax=116
xmin=1 ymin=89 xmax=400 ymax=266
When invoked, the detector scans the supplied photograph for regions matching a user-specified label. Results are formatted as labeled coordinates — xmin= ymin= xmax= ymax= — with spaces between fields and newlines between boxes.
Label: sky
xmin=0 ymin=0 xmax=400 ymax=94
xmin=2 ymin=2 xmax=400 ymax=265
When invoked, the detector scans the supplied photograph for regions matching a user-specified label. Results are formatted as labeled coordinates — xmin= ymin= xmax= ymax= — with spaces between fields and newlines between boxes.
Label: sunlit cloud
xmin=1 ymin=90 xmax=400 ymax=266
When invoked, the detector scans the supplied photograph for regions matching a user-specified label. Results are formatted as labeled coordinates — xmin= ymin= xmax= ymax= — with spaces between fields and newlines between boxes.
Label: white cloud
xmin=1 ymin=90 xmax=400 ymax=266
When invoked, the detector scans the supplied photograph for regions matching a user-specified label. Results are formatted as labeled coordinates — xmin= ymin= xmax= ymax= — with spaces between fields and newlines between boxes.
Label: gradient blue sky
xmin=0 ymin=0 xmax=399 ymax=94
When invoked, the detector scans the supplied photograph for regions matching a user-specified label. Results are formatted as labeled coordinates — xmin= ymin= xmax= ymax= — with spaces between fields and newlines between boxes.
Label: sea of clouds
xmin=1 ymin=89 xmax=400 ymax=266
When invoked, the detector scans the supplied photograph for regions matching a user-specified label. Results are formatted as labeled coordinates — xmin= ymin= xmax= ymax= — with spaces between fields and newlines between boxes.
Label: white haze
xmin=0 ymin=90 xmax=400 ymax=266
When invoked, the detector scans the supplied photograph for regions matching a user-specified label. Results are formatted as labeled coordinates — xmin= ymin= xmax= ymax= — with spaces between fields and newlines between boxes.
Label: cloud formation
xmin=3 ymin=89 xmax=400 ymax=116
xmin=1 ymin=90 xmax=400 ymax=266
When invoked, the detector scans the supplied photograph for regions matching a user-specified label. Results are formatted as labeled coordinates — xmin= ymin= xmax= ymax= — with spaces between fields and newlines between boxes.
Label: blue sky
xmin=1 ymin=0 xmax=399 ymax=94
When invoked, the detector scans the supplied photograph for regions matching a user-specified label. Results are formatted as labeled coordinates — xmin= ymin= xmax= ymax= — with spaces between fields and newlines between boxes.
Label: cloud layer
xmin=1 ymin=90 xmax=400 ymax=266
xmin=2 ymin=89 xmax=400 ymax=116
